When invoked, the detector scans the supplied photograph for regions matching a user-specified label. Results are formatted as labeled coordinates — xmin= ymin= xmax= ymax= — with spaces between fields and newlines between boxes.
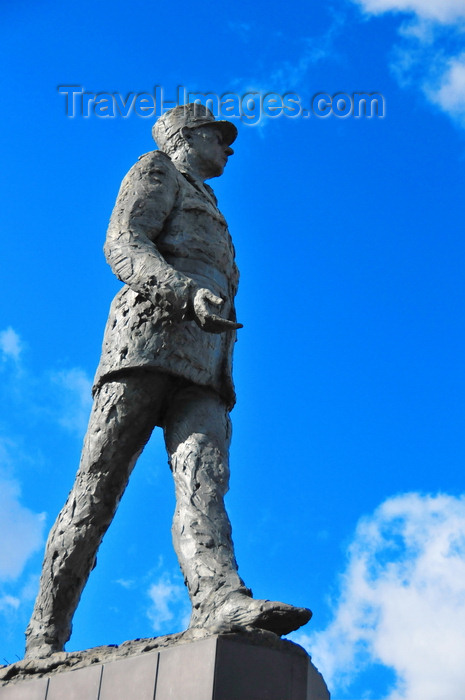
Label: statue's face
xmin=186 ymin=126 xmax=234 ymax=179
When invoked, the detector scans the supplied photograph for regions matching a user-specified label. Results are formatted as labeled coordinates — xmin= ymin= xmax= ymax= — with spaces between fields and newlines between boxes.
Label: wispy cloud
xmin=426 ymin=52 xmax=465 ymax=123
xmin=147 ymin=572 xmax=190 ymax=633
xmin=228 ymin=20 xmax=252 ymax=41
xmin=0 ymin=430 xmax=46 ymax=586
xmin=231 ymin=12 xmax=345 ymax=95
xmin=294 ymin=492 xmax=465 ymax=700
xmin=0 ymin=476 xmax=45 ymax=581
xmin=353 ymin=0 xmax=465 ymax=24
xmin=350 ymin=0 xmax=465 ymax=127
xmin=269 ymin=11 xmax=346 ymax=90
xmin=0 ymin=327 xmax=92 ymax=635
xmin=0 ymin=327 xmax=22 ymax=363
xmin=225 ymin=10 xmax=346 ymax=134
xmin=0 ymin=595 xmax=20 ymax=613
xmin=0 ymin=326 xmax=93 ymax=439
xmin=115 ymin=578 xmax=136 ymax=590
xmin=0 ymin=440 xmax=45 ymax=632
xmin=51 ymin=367 xmax=93 ymax=435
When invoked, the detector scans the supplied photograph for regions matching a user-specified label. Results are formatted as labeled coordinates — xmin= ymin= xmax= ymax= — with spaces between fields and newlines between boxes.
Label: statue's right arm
xmin=103 ymin=151 xmax=195 ymax=319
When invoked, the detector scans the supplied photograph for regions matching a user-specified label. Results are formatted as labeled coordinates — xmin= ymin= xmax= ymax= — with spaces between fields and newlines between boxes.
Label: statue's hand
xmin=192 ymin=288 xmax=243 ymax=334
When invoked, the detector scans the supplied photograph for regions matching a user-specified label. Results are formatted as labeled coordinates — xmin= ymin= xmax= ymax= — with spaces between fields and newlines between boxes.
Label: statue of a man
xmin=25 ymin=104 xmax=311 ymax=659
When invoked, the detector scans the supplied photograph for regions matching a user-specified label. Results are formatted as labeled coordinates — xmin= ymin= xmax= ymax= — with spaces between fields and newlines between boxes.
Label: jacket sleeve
xmin=104 ymin=150 xmax=195 ymax=317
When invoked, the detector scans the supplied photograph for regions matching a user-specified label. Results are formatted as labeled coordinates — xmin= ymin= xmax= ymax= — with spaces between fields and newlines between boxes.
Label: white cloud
xmin=295 ymin=493 xmax=465 ymax=700
xmin=0 ymin=325 xmax=92 ymax=438
xmin=115 ymin=578 xmax=135 ymax=589
xmin=19 ymin=574 xmax=41 ymax=603
xmin=269 ymin=14 xmax=345 ymax=89
xmin=228 ymin=20 xmax=252 ymax=40
xmin=147 ymin=573 xmax=190 ymax=633
xmin=427 ymin=52 xmax=465 ymax=120
xmin=354 ymin=0 xmax=465 ymax=23
xmin=0 ymin=327 xmax=22 ymax=362
xmin=264 ymin=7 xmax=344 ymax=93
xmin=0 ymin=331 xmax=93 ymax=641
xmin=0 ymin=595 xmax=20 ymax=612
xmin=350 ymin=0 xmax=465 ymax=128
xmin=228 ymin=10 xmax=345 ymax=134
xmin=0 ymin=477 xmax=45 ymax=581
xmin=51 ymin=367 xmax=93 ymax=435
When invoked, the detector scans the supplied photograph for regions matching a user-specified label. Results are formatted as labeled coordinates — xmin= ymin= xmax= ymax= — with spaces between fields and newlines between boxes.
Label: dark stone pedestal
xmin=0 ymin=635 xmax=330 ymax=700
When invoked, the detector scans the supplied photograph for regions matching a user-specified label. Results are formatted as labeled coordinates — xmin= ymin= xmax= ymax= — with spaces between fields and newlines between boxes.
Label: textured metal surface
xmin=25 ymin=105 xmax=311 ymax=660
xmin=94 ymin=149 xmax=239 ymax=403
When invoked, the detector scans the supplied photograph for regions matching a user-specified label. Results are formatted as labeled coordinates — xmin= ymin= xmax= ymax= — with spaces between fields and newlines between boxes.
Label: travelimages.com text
xmin=58 ymin=86 xmax=385 ymax=123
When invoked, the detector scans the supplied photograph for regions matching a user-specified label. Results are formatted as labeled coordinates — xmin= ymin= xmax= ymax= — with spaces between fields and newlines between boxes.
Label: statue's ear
xmin=180 ymin=126 xmax=193 ymax=143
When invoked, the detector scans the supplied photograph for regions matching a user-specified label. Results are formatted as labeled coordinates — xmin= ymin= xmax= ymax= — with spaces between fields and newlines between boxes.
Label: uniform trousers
xmin=25 ymin=370 xmax=246 ymax=653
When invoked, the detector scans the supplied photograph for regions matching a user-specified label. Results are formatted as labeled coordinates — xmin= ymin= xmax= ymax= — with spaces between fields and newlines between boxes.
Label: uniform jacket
xmin=93 ymin=150 xmax=239 ymax=409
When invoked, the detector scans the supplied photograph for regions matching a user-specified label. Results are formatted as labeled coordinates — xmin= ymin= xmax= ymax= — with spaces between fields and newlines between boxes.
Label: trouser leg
xmin=164 ymin=385 xmax=312 ymax=637
xmin=25 ymin=373 xmax=170 ymax=658
xmin=164 ymin=386 xmax=248 ymax=627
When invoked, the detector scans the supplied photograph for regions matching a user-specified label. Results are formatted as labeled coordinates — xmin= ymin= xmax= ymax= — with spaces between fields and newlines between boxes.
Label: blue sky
xmin=1 ymin=1 xmax=465 ymax=698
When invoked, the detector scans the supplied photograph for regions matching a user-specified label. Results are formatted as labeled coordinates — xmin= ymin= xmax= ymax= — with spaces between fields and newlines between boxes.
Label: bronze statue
xmin=25 ymin=104 xmax=311 ymax=659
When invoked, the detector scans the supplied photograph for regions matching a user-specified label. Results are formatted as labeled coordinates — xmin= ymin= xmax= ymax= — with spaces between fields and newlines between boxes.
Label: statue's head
xmin=153 ymin=103 xmax=237 ymax=180
xmin=152 ymin=103 xmax=237 ymax=157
